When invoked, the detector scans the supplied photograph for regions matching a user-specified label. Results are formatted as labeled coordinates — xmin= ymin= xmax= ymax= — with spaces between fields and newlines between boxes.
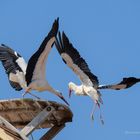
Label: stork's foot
xmin=90 ymin=101 xmax=104 ymax=125
xmin=100 ymin=114 xmax=104 ymax=125
xmin=91 ymin=113 xmax=94 ymax=121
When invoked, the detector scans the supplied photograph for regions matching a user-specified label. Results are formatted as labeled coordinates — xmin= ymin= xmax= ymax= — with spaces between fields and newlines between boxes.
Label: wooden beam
xmin=0 ymin=116 xmax=28 ymax=140
xmin=40 ymin=124 xmax=65 ymax=140
xmin=20 ymin=106 xmax=55 ymax=137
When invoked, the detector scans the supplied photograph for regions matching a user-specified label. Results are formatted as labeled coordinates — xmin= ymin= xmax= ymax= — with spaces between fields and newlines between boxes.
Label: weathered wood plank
xmin=0 ymin=125 xmax=23 ymax=140
xmin=0 ymin=116 xmax=28 ymax=140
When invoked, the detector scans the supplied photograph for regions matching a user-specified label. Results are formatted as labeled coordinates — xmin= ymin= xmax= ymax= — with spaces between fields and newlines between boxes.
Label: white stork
xmin=55 ymin=31 xmax=140 ymax=123
xmin=55 ymin=31 xmax=103 ymax=122
xmin=0 ymin=18 xmax=69 ymax=105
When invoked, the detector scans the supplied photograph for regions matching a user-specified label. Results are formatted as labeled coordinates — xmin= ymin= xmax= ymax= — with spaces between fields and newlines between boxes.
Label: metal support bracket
xmin=20 ymin=106 xmax=55 ymax=137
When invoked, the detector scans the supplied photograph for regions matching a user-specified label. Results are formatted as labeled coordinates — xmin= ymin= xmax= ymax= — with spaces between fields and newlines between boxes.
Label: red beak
xmin=69 ymin=89 xmax=72 ymax=98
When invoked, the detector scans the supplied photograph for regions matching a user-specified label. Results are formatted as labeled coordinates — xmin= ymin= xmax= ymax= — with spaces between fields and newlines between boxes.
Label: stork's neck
xmin=40 ymin=81 xmax=59 ymax=94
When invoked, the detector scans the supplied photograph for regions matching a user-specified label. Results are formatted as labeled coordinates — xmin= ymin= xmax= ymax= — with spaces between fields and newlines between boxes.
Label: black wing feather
xmin=55 ymin=31 xmax=66 ymax=64
xmin=119 ymin=77 xmax=140 ymax=88
xmin=25 ymin=18 xmax=59 ymax=86
xmin=0 ymin=45 xmax=23 ymax=90
xmin=9 ymin=81 xmax=22 ymax=91
xmin=98 ymin=77 xmax=140 ymax=90
xmin=55 ymin=31 xmax=99 ymax=87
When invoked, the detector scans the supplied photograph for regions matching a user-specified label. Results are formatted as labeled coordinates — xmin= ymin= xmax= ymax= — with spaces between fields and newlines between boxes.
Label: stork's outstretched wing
xmin=98 ymin=77 xmax=140 ymax=90
xmin=55 ymin=31 xmax=99 ymax=88
xmin=25 ymin=18 xmax=59 ymax=86
xmin=0 ymin=44 xmax=27 ymax=90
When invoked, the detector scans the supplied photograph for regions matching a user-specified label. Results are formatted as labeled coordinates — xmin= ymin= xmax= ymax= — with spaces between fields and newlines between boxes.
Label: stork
xmin=0 ymin=18 xmax=69 ymax=105
xmin=55 ymin=31 xmax=103 ymax=122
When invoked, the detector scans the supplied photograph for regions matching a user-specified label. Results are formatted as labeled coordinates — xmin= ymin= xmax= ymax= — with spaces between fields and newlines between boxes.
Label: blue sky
xmin=0 ymin=0 xmax=140 ymax=140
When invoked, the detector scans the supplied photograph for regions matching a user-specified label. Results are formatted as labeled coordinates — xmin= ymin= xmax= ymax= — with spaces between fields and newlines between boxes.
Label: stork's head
xmin=68 ymin=82 xmax=76 ymax=98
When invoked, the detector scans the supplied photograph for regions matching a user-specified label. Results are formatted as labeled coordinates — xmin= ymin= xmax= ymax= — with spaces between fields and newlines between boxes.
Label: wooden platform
xmin=0 ymin=98 xmax=73 ymax=129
